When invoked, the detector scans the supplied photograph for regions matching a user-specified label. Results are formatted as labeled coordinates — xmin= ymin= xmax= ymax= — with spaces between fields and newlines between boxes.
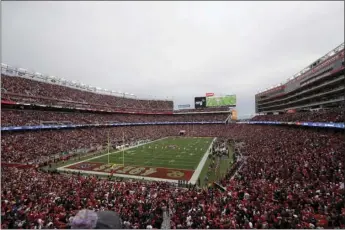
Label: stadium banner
xmin=206 ymin=95 xmax=236 ymax=107
xmin=1 ymin=100 xmax=16 ymax=105
xmin=194 ymin=97 xmax=206 ymax=108
xmin=236 ymin=121 xmax=345 ymax=129
xmin=177 ymin=104 xmax=191 ymax=109
xmin=2 ymin=121 xmax=344 ymax=132
xmin=206 ymin=92 xmax=214 ymax=97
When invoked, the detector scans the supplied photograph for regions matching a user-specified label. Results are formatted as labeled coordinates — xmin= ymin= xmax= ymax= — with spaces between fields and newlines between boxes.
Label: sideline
xmin=189 ymin=137 xmax=216 ymax=184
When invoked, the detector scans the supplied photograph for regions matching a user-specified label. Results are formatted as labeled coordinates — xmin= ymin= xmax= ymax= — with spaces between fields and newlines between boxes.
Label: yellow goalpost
xmin=107 ymin=130 xmax=125 ymax=167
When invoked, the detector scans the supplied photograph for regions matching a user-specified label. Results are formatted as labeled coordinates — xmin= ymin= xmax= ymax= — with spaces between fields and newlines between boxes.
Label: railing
xmin=1 ymin=63 xmax=174 ymax=101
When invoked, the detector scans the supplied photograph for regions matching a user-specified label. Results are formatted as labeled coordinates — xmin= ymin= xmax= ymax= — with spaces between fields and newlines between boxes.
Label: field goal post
xmin=107 ymin=131 xmax=126 ymax=167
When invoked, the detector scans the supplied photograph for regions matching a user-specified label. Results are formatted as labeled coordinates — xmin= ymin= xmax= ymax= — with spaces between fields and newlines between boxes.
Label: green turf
xmin=88 ymin=137 xmax=213 ymax=170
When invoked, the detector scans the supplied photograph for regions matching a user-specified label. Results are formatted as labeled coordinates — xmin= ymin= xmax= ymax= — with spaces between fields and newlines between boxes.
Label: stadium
xmin=1 ymin=2 xmax=345 ymax=230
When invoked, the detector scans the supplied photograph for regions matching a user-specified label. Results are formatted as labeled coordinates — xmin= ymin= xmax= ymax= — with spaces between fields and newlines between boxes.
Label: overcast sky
xmin=2 ymin=1 xmax=344 ymax=117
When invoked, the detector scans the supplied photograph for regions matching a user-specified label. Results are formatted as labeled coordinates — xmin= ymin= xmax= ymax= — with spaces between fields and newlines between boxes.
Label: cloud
xmin=1 ymin=1 xmax=344 ymax=116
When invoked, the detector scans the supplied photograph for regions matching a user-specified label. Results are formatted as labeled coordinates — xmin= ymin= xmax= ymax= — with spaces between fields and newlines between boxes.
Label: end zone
xmin=59 ymin=162 xmax=194 ymax=182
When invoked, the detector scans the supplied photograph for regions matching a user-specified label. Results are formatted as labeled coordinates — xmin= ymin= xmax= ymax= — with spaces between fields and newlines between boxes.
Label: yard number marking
xmin=167 ymin=170 xmax=185 ymax=178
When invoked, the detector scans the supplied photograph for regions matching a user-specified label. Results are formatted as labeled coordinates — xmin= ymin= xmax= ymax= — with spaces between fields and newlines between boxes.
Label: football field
xmin=58 ymin=137 xmax=214 ymax=183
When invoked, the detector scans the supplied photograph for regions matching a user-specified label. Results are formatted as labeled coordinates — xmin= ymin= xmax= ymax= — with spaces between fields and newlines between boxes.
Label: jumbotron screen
xmin=194 ymin=97 xmax=207 ymax=108
xmin=206 ymin=95 xmax=236 ymax=107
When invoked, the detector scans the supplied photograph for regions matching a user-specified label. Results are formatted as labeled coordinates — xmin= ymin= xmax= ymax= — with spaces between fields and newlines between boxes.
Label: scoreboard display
xmin=194 ymin=97 xmax=206 ymax=108
xmin=206 ymin=95 xmax=236 ymax=107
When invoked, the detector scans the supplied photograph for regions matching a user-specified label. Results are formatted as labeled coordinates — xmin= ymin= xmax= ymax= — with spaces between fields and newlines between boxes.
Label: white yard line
xmin=59 ymin=137 xmax=170 ymax=170
xmin=189 ymin=138 xmax=216 ymax=185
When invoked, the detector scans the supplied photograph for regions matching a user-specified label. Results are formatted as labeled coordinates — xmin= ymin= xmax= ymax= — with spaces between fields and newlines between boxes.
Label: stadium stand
xmin=1 ymin=109 xmax=230 ymax=127
xmin=1 ymin=71 xmax=173 ymax=113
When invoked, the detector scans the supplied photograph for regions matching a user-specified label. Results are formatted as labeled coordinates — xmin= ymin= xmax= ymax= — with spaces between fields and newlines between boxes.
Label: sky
xmin=1 ymin=1 xmax=344 ymax=118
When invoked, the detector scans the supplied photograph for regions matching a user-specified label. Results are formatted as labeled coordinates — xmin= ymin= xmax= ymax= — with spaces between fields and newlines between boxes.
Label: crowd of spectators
xmin=1 ymin=75 xmax=173 ymax=112
xmin=1 ymin=109 xmax=230 ymax=127
xmin=252 ymin=107 xmax=344 ymax=123
xmin=1 ymin=125 xmax=344 ymax=229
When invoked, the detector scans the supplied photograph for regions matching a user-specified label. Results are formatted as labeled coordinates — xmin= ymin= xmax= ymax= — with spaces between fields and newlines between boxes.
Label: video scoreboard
xmin=194 ymin=95 xmax=236 ymax=108
xmin=194 ymin=97 xmax=206 ymax=108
